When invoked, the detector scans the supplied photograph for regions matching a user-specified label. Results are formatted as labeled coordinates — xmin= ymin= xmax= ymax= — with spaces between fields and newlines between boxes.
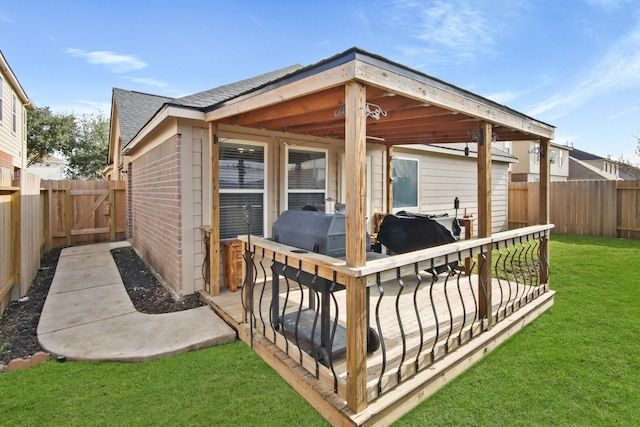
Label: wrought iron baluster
xmin=443 ymin=256 xmax=455 ymax=353
xmin=257 ymin=248 xmax=268 ymax=335
xmin=413 ymin=262 xmax=425 ymax=371
xmin=395 ymin=267 xmax=407 ymax=384
xmin=456 ymin=251 xmax=468 ymax=346
xmin=429 ymin=259 xmax=440 ymax=362
xmin=467 ymin=247 xmax=478 ymax=338
xmin=293 ymin=260 xmax=305 ymax=364
xmin=494 ymin=241 xmax=505 ymax=321
xmin=375 ymin=272 xmax=387 ymax=397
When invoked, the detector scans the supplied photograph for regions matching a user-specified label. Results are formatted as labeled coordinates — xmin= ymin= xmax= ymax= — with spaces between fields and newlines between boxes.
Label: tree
xmin=26 ymin=107 xmax=77 ymax=166
xmin=65 ymin=113 xmax=109 ymax=180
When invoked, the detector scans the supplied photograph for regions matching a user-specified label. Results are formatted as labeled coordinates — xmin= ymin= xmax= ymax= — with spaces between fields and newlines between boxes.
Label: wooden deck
xmin=202 ymin=269 xmax=555 ymax=426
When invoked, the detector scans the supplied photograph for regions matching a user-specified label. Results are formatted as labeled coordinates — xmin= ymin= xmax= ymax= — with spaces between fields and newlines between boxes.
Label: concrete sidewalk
xmin=37 ymin=241 xmax=235 ymax=362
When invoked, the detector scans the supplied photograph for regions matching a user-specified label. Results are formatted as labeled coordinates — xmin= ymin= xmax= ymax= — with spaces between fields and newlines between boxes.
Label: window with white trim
xmin=219 ymin=141 xmax=266 ymax=239
xmin=286 ymin=147 xmax=326 ymax=210
xmin=392 ymin=157 xmax=418 ymax=209
xmin=12 ymin=94 xmax=17 ymax=133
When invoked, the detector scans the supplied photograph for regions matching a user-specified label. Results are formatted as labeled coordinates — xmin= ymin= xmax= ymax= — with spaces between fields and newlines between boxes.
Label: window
xmin=550 ymin=149 xmax=557 ymax=164
xmin=392 ymin=157 xmax=418 ymax=209
xmin=12 ymin=94 xmax=17 ymax=133
xmin=286 ymin=148 xmax=326 ymax=210
xmin=219 ymin=141 xmax=266 ymax=239
xmin=533 ymin=145 xmax=540 ymax=164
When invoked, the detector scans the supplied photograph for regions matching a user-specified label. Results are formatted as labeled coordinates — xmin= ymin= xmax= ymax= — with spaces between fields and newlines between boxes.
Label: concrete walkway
xmin=37 ymin=241 xmax=235 ymax=362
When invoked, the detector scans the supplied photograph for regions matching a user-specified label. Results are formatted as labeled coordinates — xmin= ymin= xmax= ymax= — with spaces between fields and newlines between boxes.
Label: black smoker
xmin=270 ymin=210 xmax=379 ymax=364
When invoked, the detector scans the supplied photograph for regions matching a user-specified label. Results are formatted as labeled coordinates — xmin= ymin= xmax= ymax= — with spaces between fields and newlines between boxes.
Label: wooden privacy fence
xmin=1 ymin=175 xmax=125 ymax=315
xmin=509 ymin=180 xmax=640 ymax=239
xmin=42 ymin=180 xmax=126 ymax=249
xmin=1 ymin=168 xmax=42 ymax=315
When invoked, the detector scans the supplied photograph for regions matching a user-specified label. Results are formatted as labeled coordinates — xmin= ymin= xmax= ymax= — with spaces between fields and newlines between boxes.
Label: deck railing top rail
xmin=237 ymin=224 xmax=554 ymax=283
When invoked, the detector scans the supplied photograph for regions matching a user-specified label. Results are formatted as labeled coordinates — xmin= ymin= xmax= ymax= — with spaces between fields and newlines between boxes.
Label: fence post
xmin=109 ymin=187 xmax=116 ymax=241
xmin=10 ymin=189 xmax=21 ymax=298
xmin=64 ymin=188 xmax=72 ymax=247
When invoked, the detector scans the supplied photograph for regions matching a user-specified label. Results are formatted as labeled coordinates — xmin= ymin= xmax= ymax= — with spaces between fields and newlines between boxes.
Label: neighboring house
xmin=27 ymin=155 xmax=66 ymax=180
xmin=105 ymin=47 xmax=553 ymax=300
xmin=568 ymin=147 xmax=621 ymax=180
xmin=0 ymin=50 xmax=34 ymax=177
xmin=510 ymin=140 xmax=571 ymax=182
xmin=617 ymin=161 xmax=640 ymax=180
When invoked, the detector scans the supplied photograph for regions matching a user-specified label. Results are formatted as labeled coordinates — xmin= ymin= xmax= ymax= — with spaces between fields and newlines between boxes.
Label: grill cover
xmin=376 ymin=212 xmax=460 ymax=254
xmin=272 ymin=210 xmax=368 ymax=258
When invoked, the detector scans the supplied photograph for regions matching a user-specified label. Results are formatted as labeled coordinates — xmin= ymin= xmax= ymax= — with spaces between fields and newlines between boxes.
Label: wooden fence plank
xmin=509 ymin=180 xmax=639 ymax=239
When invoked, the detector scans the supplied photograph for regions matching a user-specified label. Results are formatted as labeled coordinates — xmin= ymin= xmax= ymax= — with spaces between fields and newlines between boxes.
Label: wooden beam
xmin=477 ymin=122 xmax=493 ymax=324
xmin=209 ymin=122 xmax=221 ymax=296
xmin=354 ymin=59 xmax=555 ymax=140
xmin=205 ymin=62 xmax=355 ymax=122
xmin=344 ymin=81 xmax=368 ymax=414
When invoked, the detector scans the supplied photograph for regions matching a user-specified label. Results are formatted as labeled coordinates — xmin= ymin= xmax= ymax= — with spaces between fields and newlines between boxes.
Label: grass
xmin=1 ymin=234 xmax=638 ymax=425
xmin=0 ymin=341 xmax=328 ymax=426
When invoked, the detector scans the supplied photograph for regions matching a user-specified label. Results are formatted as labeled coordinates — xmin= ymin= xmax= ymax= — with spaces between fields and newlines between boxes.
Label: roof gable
xmin=113 ymin=88 xmax=172 ymax=147
xmin=113 ymin=64 xmax=303 ymax=149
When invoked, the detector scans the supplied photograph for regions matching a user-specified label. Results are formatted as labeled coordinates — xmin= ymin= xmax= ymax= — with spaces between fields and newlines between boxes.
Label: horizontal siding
xmin=397 ymin=147 xmax=509 ymax=234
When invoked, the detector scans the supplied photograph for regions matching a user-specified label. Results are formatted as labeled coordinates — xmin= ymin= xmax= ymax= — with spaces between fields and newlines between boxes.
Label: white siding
xmin=396 ymin=147 xmax=510 ymax=234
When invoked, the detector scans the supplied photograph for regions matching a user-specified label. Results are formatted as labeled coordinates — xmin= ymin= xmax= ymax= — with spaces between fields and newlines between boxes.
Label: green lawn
xmin=1 ymin=234 xmax=638 ymax=426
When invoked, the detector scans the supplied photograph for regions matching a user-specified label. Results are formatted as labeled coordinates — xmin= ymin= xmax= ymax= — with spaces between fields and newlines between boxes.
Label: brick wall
xmin=130 ymin=135 xmax=183 ymax=295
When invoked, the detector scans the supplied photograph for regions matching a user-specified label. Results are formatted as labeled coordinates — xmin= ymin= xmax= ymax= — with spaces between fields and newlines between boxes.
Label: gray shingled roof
xmin=170 ymin=64 xmax=303 ymax=109
xmin=113 ymin=88 xmax=172 ymax=147
xmin=114 ymin=64 xmax=303 ymax=148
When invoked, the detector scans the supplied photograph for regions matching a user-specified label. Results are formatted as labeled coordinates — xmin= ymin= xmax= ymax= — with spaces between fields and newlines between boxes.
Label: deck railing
xmin=238 ymin=224 xmax=553 ymax=413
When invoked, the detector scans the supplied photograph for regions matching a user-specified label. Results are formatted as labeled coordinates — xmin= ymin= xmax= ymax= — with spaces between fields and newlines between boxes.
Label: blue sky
xmin=1 ymin=0 xmax=639 ymax=161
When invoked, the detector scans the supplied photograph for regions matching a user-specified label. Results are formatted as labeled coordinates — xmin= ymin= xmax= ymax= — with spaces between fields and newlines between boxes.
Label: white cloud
xmin=124 ymin=76 xmax=168 ymax=88
xmin=528 ymin=21 xmax=640 ymax=117
xmin=586 ymin=0 xmax=632 ymax=10
xmin=607 ymin=106 xmax=639 ymax=120
xmin=48 ymin=100 xmax=110 ymax=116
xmin=484 ymin=90 xmax=520 ymax=105
xmin=388 ymin=0 xmax=508 ymax=64
xmin=65 ymin=48 xmax=147 ymax=73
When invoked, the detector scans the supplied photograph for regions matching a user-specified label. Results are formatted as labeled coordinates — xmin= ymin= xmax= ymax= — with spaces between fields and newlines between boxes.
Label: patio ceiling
xmin=206 ymin=48 xmax=555 ymax=146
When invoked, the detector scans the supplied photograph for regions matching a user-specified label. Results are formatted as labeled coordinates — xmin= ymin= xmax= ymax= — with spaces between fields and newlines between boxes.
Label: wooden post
xmin=386 ymin=144 xmax=394 ymax=214
xmin=209 ymin=122 xmax=221 ymax=296
xmin=538 ymin=138 xmax=551 ymax=284
xmin=344 ymin=81 xmax=368 ymax=413
xmin=43 ymin=183 xmax=51 ymax=252
xmin=64 ymin=187 xmax=72 ymax=247
xmin=458 ymin=217 xmax=474 ymax=275
xmin=477 ymin=122 xmax=493 ymax=325
xmin=538 ymin=138 xmax=550 ymax=225
xmin=10 ymin=189 xmax=21 ymax=297
xmin=109 ymin=187 xmax=116 ymax=241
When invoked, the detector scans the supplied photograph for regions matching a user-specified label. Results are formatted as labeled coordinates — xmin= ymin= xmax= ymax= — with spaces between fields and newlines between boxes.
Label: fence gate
xmin=44 ymin=180 xmax=125 ymax=249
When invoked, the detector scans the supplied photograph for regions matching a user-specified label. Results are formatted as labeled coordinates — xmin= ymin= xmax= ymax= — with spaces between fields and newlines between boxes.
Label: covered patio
xmin=201 ymin=48 xmax=555 ymax=425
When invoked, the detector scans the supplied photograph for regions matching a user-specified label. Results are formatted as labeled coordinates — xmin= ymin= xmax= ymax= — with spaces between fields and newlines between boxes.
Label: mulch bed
xmin=0 ymin=244 xmax=203 ymax=369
